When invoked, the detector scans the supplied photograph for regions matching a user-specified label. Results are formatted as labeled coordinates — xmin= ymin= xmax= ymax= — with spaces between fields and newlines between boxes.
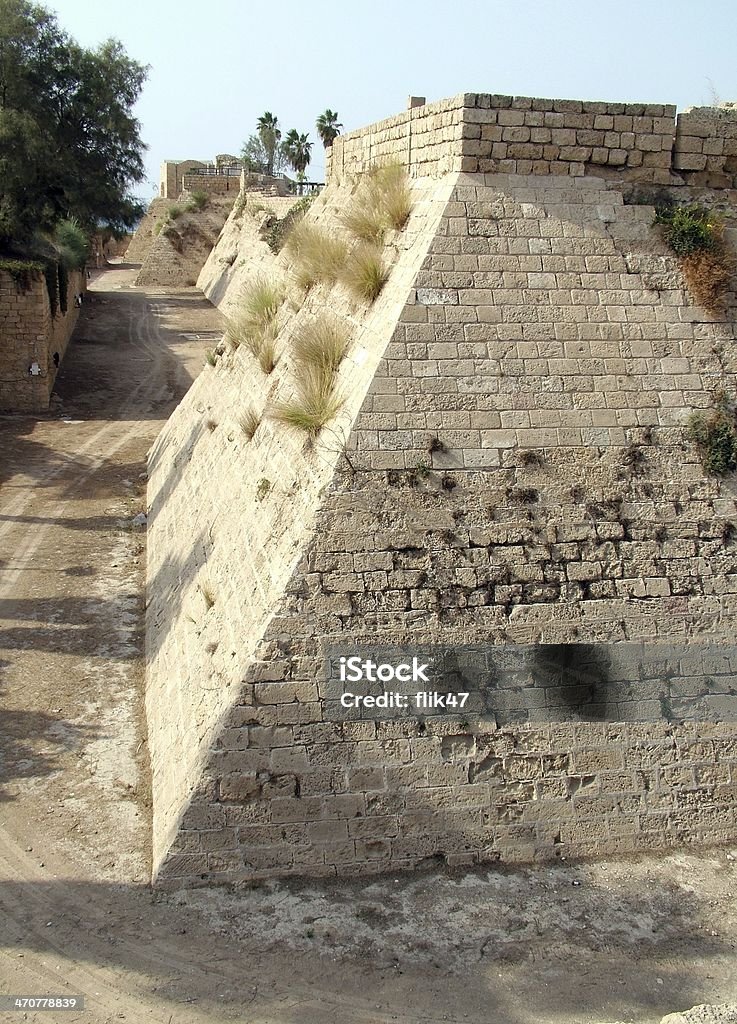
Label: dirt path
xmin=0 ymin=264 xmax=736 ymax=1024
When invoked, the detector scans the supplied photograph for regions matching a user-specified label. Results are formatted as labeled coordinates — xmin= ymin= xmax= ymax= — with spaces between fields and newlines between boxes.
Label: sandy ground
xmin=0 ymin=263 xmax=736 ymax=1024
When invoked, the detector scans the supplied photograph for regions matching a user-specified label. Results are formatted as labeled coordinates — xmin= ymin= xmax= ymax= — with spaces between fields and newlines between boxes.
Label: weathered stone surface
xmin=147 ymin=93 xmax=737 ymax=888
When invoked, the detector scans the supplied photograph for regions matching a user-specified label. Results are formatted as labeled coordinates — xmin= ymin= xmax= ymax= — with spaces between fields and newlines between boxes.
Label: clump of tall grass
xmin=269 ymin=314 xmax=350 ymax=437
xmin=186 ymin=190 xmax=208 ymax=212
xmin=284 ymin=219 xmax=348 ymax=291
xmin=292 ymin=316 xmax=349 ymax=377
xmin=341 ymin=162 xmax=413 ymax=244
xmin=239 ymin=407 xmax=260 ymax=440
xmin=225 ymin=278 xmax=283 ymax=372
xmin=339 ymin=243 xmax=388 ymax=303
xmin=656 ymin=202 xmax=734 ymax=312
xmin=270 ymin=367 xmax=344 ymax=437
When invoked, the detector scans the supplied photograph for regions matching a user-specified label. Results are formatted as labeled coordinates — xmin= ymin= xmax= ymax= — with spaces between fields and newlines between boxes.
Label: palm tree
xmin=256 ymin=112 xmax=281 ymax=175
xmin=316 ymin=109 xmax=342 ymax=147
xmin=283 ymin=130 xmax=313 ymax=179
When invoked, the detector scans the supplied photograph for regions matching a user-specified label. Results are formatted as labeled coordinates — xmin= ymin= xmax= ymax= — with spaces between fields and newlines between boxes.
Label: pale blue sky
xmin=49 ymin=0 xmax=737 ymax=198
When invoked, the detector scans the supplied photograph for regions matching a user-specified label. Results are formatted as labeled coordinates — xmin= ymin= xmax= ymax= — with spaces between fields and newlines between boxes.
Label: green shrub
xmin=656 ymin=203 xmax=719 ymax=255
xmin=339 ymin=243 xmax=388 ymax=302
xmin=167 ymin=204 xmax=184 ymax=220
xmin=54 ymin=218 xmax=88 ymax=269
xmin=205 ymin=348 xmax=218 ymax=367
xmin=687 ymin=400 xmax=737 ymax=476
xmin=187 ymin=190 xmax=208 ymax=211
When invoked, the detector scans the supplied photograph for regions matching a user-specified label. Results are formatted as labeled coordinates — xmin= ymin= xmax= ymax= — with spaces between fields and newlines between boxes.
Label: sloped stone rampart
xmin=148 ymin=95 xmax=737 ymax=887
xmin=125 ymin=198 xmax=174 ymax=263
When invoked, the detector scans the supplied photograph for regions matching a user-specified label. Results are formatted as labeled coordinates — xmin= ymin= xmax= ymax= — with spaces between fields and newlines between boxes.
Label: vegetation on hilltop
xmin=0 ymin=0 xmax=148 ymax=256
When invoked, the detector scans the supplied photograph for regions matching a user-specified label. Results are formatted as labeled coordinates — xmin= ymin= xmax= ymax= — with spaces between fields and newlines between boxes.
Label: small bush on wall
xmin=687 ymin=393 xmax=737 ymax=476
xmin=656 ymin=202 xmax=733 ymax=312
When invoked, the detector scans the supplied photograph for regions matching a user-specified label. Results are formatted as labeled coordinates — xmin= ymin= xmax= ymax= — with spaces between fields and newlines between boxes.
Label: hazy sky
xmin=49 ymin=0 xmax=737 ymax=199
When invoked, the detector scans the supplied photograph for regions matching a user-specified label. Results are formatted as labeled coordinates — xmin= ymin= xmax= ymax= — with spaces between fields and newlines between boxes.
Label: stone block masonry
xmin=148 ymin=93 xmax=737 ymax=888
xmin=328 ymin=93 xmax=737 ymax=189
xmin=0 ymin=267 xmax=84 ymax=412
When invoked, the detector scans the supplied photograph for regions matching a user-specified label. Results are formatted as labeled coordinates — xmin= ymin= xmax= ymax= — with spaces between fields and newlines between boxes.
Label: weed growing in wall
xmin=225 ymin=278 xmax=283 ymax=372
xmin=187 ymin=190 xmax=208 ymax=212
xmin=284 ymin=220 xmax=347 ymax=291
xmin=342 ymin=162 xmax=413 ymax=243
xmin=239 ymin=408 xmax=260 ymax=440
xmin=656 ymin=202 xmax=733 ymax=311
xmin=687 ymin=394 xmax=737 ymax=476
xmin=266 ymin=195 xmax=314 ymax=254
xmin=339 ymin=243 xmax=388 ymax=302
xmin=269 ymin=314 xmax=349 ymax=438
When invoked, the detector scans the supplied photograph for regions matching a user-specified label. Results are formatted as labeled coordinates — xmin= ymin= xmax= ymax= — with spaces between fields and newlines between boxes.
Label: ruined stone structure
xmin=146 ymin=94 xmax=737 ymax=887
xmin=0 ymin=267 xmax=85 ymax=412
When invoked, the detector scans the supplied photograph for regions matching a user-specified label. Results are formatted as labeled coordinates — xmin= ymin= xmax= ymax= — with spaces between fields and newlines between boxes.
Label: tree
xmin=240 ymin=133 xmax=286 ymax=177
xmin=316 ymin=109 xmax=342 ymax=147
xmin=283 ymin=129 xmax=312 ymax=179
xmin=0 ymin=0 xmax=148 ymax=249
xmin=256 ymin=111 xmax=281 ymax=176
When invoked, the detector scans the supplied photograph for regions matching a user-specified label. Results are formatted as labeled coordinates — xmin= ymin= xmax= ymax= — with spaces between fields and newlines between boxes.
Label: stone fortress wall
xmin=146 ymin=93 xmax=737 ymax=887
xmin=0 ymin=267 xmax=85 ymax=412
xmin=327 ymin=93 xmax=737 ymax=187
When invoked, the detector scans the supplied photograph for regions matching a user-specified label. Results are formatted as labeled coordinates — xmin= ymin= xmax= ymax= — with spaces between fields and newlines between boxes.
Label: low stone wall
xmin=0 ymin=266 xmax=84 ymax=412
xmin=181 ymin=174 xmax=241 ymax=195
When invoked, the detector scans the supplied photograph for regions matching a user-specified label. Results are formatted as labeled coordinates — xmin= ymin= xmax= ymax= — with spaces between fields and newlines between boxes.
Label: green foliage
xmin=167 ymin=204 xmax=184 ymax=221
xmin=256 ymin=478 xmax=271 ymax=501
xmin=339 ymin=243 xmax=388 ymax=302
xmin=656 ymin=203 xmax=719 ymax=255
xmin=283 ymin=129 xmax=313 ymax=177
xmin=187 ymin=190 xmax=208 ymax=212
xmin=285 ymin=220 xmax=347 ymax=290
xmin=54 ymin=218 xmax=88 ymax=269
xmin=153 ymin=220 xmax=163 ymax=235
xmin=0 ymin=2 xmax=147 ymax=248
xmin=316 ymin=109 xmax=342 ymax=147
xmin=265 ymin=195 xmax=314 ymax=254
xmin=0 ymin=257 xmax=43 ymax=287
xmin=687 ymin=397 xmax=737 ymax=476
xmin=205 ymin=349 xmax=218 ymax=367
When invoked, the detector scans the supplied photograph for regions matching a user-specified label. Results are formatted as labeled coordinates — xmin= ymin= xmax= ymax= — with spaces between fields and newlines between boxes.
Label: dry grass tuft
xmin=339 ymin=243 xmax=388 ymax=303
xmin=270 ymin=367 xmax=343 ymax=437
xmin=681 ymin=248 xmax=734 ymax=313
xmin=238 ymin=407 xmax=260 ymax=440
xmin=341 ymin=163 xmax=413 ymax=245
xmin=292 ymin=316 xmax=349 ymax=377
xmin=372 ymin=162 xmax=413 ymax=231
xmin=225 ymin=278 xmax=283 ymax=372
xmin=284 ymin=220 xmax=348 ymax=291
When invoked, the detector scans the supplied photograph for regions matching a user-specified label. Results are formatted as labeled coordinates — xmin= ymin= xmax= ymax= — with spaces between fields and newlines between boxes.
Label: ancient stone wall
xmin=0 ymin=266 xmax=84 ymax=412
xmin=329 ymin=94 xmax=737 ymax=189
xmin=181 ymin=173 xmax=242 ymax=195
xmin=134 ymin=196 xmax=236 ymax=288
xmin=125 ymin=198 xmax=174 ymax=263
xmin=148 ymin=94 xmax=737 ymax=887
